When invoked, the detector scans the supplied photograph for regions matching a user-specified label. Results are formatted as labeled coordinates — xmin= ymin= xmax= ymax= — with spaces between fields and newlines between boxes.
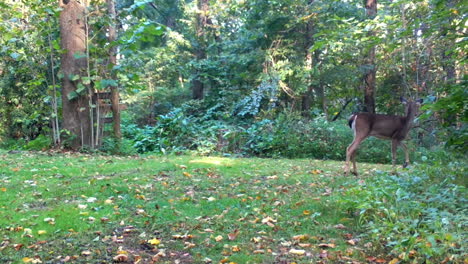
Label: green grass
xmin=0 ymin=151 xmax=466 ymax=263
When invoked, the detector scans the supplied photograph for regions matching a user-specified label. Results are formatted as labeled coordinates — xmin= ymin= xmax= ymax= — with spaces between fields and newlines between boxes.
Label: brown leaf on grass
xmin=347 ymin=239 xmax=357 ymax=246
xmin=113 ymin=254 xmax=128 ymax=262
xmin=318 ymin=250 xmax=329 ymax=259
xmin=318 ymin=243 xmax=335 ymax=248
xmin=14 ymin=243 xmax=24 ymax=250
xmin=228 ymin=230 xmax=239 ymax=241
xmin=292 ymin=234 xmax=309 ymax=241
xmin=334 ymin=224 xmax=346 ymax=229
xmin=261 ymin=216 xmax=276 ymax=227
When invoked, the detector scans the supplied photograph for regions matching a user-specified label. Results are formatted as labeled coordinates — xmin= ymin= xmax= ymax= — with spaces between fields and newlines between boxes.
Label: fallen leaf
xmin=231 ymin=245 xmax=240 ymax=252
xmin=113 ymin=254 xmax=128 ymax=262
xmin=228 ymin=230 xmax=239 ymax=241
xmin=318 ymin=250 xmax=328 ymax=259
xmin=13 ymin=243 xmax=23 ymax=250
xmin=37 ymin=230 xmax=47 ymax=235
xmin=289 ymin=249 xmax=306 ymax=255
xmin=388 ymin=258 xmax=400 ymax=264
xmin=148 ymin=238 xmax=160 ymax=245
xmin=292 ymin=234 xmax=309 ymax=241
xmin=318 ymin=243 xmax=335 ymax=248
xmin=334 ymin=224 xmax=346 ymax=229
xmin=215 ymin=235 xmax=223 ymax=242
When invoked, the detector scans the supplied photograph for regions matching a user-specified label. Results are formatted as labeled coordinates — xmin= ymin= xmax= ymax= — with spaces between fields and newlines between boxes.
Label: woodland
xmin=0 ymin=0 xmax=467 ymax=263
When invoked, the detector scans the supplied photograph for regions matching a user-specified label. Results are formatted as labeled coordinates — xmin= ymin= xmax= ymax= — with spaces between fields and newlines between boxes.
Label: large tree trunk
xmin=107 ymin=0 xmax=121 ymax=139
xmin=191 ymin=0 xmax=209 ymax=100
xmin=362 ymin=0 xmax=377 ymax=113
xmin=59 ymin=0 xmax=92 ymax=149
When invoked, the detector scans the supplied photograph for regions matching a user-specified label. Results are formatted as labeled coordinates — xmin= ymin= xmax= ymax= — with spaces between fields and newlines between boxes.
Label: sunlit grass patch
xmin=0 ymin=151 xmax=465 ymax=263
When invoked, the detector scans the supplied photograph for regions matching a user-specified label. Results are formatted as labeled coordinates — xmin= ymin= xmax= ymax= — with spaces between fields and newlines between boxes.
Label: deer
xmin=344 ymin=97 xmax=423 ymax=176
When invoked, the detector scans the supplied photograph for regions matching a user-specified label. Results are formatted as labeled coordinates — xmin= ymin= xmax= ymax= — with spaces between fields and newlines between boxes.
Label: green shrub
xmin=100 ymin=137 xmax=137 ymax=156
xmin=23 ymin=134 xmax=51 ymax=150
xmin=341 ymin=162 xmax=467 ymax=263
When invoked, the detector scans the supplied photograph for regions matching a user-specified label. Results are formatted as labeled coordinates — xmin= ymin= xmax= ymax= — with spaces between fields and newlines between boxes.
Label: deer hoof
xmin=402 ymin=162 xmax=409 ymax=168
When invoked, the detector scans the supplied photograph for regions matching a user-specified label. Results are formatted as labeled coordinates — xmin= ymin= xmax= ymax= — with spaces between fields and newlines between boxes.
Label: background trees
xmin=0 ymin=0 xmax=465 ymax=154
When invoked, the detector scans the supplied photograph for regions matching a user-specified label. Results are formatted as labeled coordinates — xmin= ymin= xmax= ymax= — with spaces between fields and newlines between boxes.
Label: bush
xmin=23 ymin=134 xmax=51 ymax=150
xmin=100 ymin=137 xmax=137 ymax=156
xmin=341 ymin=161 xmax=467 ymax=263
xmin=123 ymin=107 xmax=427 ymax=164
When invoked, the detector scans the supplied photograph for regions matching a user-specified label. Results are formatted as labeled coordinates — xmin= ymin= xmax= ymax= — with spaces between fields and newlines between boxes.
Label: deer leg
xmin=351 ymin=151 xmax=358 ymax=175
xmin=345 ymin=136 xmax=366 ymax=176
xmin=391 ymin=140 xmax=399 ymax=174
xmin=401 ymin=142 xmax=409 ymax=168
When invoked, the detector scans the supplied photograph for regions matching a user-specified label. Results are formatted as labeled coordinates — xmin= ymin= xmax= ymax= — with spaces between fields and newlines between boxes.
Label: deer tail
xmin=348 ymin=114 xmax=357 ymax=128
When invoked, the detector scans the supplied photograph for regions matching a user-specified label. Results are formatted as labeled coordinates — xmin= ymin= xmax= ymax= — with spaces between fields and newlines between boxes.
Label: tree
xmin=107 ymin=0 xmax=121 ymax=139
xmin=191 ymin=0 xmax=209 ymax=100
xmin=362 ymin=0 xmax=377 ymax=114
xmin=59 ymin=0 xmax=92 ymax=149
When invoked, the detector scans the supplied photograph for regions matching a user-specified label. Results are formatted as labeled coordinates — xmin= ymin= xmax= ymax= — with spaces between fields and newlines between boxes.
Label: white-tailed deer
xmin=344 ymin=97 xmax=423 ymax=175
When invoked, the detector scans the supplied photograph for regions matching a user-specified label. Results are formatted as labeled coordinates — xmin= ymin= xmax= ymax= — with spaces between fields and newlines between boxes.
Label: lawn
xmin=0 ymin=151 xmax=466 ymax=263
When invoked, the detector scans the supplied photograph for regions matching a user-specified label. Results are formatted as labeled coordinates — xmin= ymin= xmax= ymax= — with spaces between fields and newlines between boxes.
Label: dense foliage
xmin=0 ymin=0 xmax=465 ymax=153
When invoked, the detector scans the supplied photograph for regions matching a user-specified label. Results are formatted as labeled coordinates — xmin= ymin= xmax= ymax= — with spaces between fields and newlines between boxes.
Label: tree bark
xmin=362 ymin=0 xmax=377 ymax=113
xmin=59 ymin=0 xmax=92 ymax=149
xmin=107 ymin=0 xmax=121 ymax=139
xmin=191 ymin=0 xmax=209 ymax=100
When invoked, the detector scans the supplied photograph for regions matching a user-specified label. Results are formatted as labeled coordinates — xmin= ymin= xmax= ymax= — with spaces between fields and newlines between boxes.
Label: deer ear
xmin=400 ymin=97 xmax=408 ymax=104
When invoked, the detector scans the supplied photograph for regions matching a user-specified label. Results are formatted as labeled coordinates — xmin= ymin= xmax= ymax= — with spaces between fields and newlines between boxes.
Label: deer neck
xmin=401 ymin=103 xmax=418 ymax=135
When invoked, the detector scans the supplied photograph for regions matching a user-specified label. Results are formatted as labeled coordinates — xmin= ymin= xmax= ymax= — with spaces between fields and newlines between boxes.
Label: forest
xmin=0 ymin=0 xmax=466 ymax=263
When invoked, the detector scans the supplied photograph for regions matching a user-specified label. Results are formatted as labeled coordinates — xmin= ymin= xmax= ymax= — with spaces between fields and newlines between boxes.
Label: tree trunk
xmin=301 ymin=15 xmax=315 ymax=117
xmin=191 ymin=0 xmax=209 ymax=100
xmin=107 ymin=0 xmax=121 ymax=139
xmin=59 ymin=0 xmax=92 ymax=149
xmin=362 ymin=0 xmax=377 ymax=113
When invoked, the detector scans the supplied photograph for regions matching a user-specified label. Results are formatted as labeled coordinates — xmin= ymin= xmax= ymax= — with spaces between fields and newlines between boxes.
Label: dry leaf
xmin=292 ymin=234 xmax=309 ymax=241
xmin=334 ymin=224 xmax=346 ymax=229
xmin=228 ymin=230 xmax=239 ymax=241
xmin=289 ymin=249 xmax=306 ymax=255
xmin=318 ymin=243 xmax=335 ymax=248
xmin=113 ymin=254 xmax=128 ymax=262
xmin=148 ymin=238 xmax=161 ymax=245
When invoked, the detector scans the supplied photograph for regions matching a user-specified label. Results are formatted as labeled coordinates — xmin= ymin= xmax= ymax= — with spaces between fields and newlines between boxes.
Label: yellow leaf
xmin=0 ymin=187 xmax=6 ymax=192
xmin=37 ymin=230 xmax=47 ymax=235
xmin=22 ymin=257 xmax=32 ymax=263
xmin=148 ymin=238 xmax=160 ymax=245
xmin=183 ymin=171 xmax=192 ymax=177
xmin=292 ymin=234 xmax=309 ymax=241
xmin=215 ymin=235 xmax=223 ymax=242
xmin=231 ymin=245 xmax=241 ymax=252
xmin=289 ymin=249 xmax=306 ymax=255
xmin=388 ymin=258 xmax=399 ymax=264
xmin=303 ymin=210 xmax=311 ymax=215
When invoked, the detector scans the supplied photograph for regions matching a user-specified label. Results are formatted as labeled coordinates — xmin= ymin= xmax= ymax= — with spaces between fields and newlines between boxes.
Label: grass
xmin=0 ymin=151 xmax=466 ymax=263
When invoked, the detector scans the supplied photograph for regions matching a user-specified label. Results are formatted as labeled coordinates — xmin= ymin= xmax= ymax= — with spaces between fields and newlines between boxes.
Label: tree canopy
xmin=0 ymin=0 xmax=466 ymax=153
